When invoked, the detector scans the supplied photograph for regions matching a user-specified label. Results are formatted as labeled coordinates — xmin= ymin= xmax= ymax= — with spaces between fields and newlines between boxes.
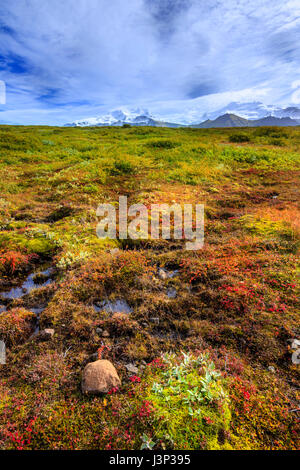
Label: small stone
xmin=110 ymin=248 xmax=120 ymax=256
xmin=0 ymin=341 xmax=6 ymax=365
xmin=291 ymin=339 xmax=300 ymax=350
xmin=96 ymin=327 xmax=103 ymax=335
xmin=292 ymin=350 xmax=300 ymax=365
xmin=158 ymin=268 xmax=168 ymax=280
xmin=102 ymin=330 xmax=110 ymax=338
xmin=82 ymin=360 xmax=121 ymax=395
xmin=167 ymin=287 xmax=177 ymax=299
xmin=268 ymin=366 xmax=276 ymax=373
xmin=125 ymin=363 xmax=139 ymax=375
xmin=39 ymin=329 xmax=55 ymax=341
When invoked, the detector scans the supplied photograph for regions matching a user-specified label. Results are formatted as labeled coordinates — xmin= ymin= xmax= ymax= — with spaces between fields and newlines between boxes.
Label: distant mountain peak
xmin=65 ymin=108 xmax=157 ymax=127
xmin=65 ymin=103 xmax=300 ymax=128
xmin=191 ymin=113 xmax=299 ymax=128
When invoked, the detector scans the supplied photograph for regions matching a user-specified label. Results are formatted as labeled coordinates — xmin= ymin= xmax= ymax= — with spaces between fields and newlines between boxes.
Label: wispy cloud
xmin=0 ymin=0 xmax=299 ymax=124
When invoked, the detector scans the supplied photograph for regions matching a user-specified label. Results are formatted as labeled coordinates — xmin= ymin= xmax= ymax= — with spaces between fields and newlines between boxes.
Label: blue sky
xmin=0 ymin=0 xmax=300 ymax=125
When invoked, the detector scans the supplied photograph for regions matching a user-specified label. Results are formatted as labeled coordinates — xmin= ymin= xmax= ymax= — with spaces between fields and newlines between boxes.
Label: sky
xmin=0 ymin=0 xmax=300 ymax=125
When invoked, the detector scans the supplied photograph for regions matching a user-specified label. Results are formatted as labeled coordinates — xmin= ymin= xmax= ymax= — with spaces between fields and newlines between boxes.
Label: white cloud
xmin=0 ymin=0 xmax=299 ymax=124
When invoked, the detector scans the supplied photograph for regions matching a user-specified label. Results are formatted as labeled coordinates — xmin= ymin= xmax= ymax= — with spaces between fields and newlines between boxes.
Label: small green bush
xmin=110 ymin=159 xmax=134 ymax=175
xmin=147 ymin=139 xmax=179 ymax=150
xmin=229 ymin=133 xmax=251 ymax=143
xmin=147 ymin=352 xmax=232 ymax=450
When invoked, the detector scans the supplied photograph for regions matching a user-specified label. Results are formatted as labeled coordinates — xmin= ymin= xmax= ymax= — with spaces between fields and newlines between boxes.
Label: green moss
xmin=239 ymin=215 xmax=296 ymax=241
xmin=146 ymin=353 xmax=232 ymax=450
xmin=0 ymin=228 xmax=58 ymax=256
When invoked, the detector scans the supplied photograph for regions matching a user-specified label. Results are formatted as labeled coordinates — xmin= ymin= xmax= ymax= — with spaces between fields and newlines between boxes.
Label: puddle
xmin=167 ymin=287 xmax=177 ymax=299
xmin=93 ymin=298 xmax=133 ymax=314
xmin=0 ymin=268 xmax=53 ymax=301
xmin=0 ymin=269 xmax=53 ymax=331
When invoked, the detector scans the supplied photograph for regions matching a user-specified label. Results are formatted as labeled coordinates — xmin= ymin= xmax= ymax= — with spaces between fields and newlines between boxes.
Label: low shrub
xmin=229 ymin=133 xmax=251 ymax=143
xmin=0 ymin=308 xmax=35 ymax=347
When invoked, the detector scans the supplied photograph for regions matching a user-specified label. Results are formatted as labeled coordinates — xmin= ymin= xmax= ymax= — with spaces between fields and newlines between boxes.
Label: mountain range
xmin=65 ymin=108 xmax=181 ymax=128
xmin=200 ymin=101 xmax=300 ymax=121
xmin=65 ymin=102 xmax=300 ymax=128
xmin=192 ymin=114 xmax=299 ymax=128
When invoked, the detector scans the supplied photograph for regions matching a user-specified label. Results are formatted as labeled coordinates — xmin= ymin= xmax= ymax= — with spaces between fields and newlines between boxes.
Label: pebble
xmin=290 ymin=339 xmax=300 ymax=350
xmin=125 ymin=363 xmax=139 ymax=375
xmin=38 ymin=329 xmax=55 ymax=341
xmin=158 ymin=268 xmax=168 ymax=280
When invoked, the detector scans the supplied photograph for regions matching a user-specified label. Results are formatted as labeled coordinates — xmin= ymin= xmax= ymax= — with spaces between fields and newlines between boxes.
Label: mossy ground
xmin=0 ymin=125 xmax=299 ymax=450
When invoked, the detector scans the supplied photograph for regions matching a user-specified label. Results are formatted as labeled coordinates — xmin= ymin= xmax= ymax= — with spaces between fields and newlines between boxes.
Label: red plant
xmin=0 ymin=251 xmax=38 ymax=275
xmin=97 ymin=345 xmax=111 ymax=359
xmin=129 ymin=375 xmax=141 ymax=383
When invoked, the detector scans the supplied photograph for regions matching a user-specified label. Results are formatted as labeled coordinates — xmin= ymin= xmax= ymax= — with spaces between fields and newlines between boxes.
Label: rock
xmin=96 ymin=327 xmax=103 ymax=335
xmin=110 ymin=248 xmax=120 ymax=257
xmin=0 ymin=341 xmax=6 ymax=365
xmin=158 ymin=268 xmax=168 ymax=280
xmin=39 ymin=329 xmax=55 ymax=341
xmin=102 ymin=330 xmax=110 ymax=338
xmin=82 ymin=360 xmax=121 ymax=394
xmin=125 ymin=363 xmax=139 ymax=375
xmin=268 ymin=366 xmax=276 ymax=373
xmin=292 ymin=350 xmax=300 ymax=365
xmin=167 ymin=287 xmax=177 ymax=299
xmin=290 ymin=339 xmax=300 ymax=350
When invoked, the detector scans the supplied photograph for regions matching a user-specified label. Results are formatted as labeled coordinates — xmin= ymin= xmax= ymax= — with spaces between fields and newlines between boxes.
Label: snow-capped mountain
xmin=65 ymin=108 xmax=158 ymax=127
xmin=199 ymin=102 xmax=300 ymax=121
xmin=65 ymin=103 xmax=300 ymax=128
xmin=273 ymin=106 xmax=300 ymax=120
